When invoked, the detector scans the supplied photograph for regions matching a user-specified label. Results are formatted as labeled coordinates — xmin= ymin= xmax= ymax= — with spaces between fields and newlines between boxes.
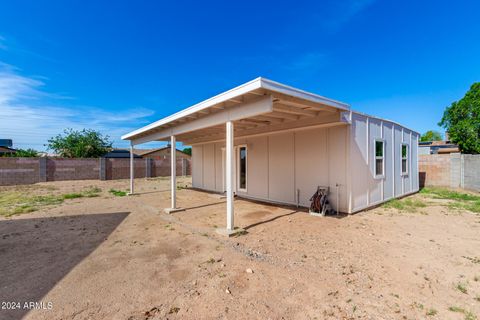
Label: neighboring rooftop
xmin=103 ymin=149 xmax=142 ymax=159
xmin=104 ymin=147 xmax=190 ymax=158
xmin=0 ymin=146 xmax=16 ymax=154
xmin=133 ymin=147 xmax=190 ymax=157
xmin=0 ymin=139 xmax=13 ymax=148
xmin=419 ymin=140 xmax=460 ymax=154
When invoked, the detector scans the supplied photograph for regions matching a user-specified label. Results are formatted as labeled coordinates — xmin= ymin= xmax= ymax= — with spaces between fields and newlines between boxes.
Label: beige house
xmin=122 ymin=78 xmax=419 ymax=236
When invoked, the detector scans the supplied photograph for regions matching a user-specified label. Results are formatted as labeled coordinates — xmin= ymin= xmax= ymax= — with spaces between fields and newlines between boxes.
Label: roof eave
xmin=121 ymin=77 xmax=350 ymax=141
xmin=259 ymin=78 xmax=350 ymax=111
xmin=121 ymin=77 xmax=264 ymax=140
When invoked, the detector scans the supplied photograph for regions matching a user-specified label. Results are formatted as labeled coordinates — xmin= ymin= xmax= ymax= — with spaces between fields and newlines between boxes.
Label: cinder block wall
xmin=0 ymin=157 xmax=192 ymax=186
xmin=152 ymin=158 xmax=188 ymax=177
xmin=419 ymin=154 xmax=451 ymax=187
xmin=47 ymin=158 xmax=100 ymax=181
xmin=463 ymin=155 xmax=480 ymax=191
xmin=107 ymin=159 xmax=147 ymax=180
xmin=0 ymin=158 xmax=41 ymax=186
xmin=419 ymin=153 xmax=480 ymax=191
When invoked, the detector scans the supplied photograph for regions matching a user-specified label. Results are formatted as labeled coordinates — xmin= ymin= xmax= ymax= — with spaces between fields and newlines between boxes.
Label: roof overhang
xmin=122 ymin=77 xmax=351 ymax=146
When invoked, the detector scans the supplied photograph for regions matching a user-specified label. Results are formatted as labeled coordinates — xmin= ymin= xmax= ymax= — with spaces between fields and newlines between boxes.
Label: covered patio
xmin=122 ymin=77 xmax=351 ymax=236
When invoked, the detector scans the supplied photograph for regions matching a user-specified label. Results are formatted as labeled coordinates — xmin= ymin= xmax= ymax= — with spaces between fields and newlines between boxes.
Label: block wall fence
xmin=0 ymin=157 xmax=191 ymax=186
xmin=3 ymin=154 xmax=478 ymax=191
xmin=419 ymin=153 xmax=480 ymax=191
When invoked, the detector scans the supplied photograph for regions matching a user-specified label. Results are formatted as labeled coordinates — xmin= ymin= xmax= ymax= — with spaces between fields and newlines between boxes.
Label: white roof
xmin=122 ymin=77 xmax=350 ymax=141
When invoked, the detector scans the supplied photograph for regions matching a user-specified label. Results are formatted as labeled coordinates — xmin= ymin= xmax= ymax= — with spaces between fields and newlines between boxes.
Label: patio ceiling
xmin=122 ymin=77 xmax=351 ymax=146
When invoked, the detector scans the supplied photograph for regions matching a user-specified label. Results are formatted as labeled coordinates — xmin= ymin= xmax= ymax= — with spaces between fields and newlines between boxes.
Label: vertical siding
xmin=327 ymin=126 xmax=348 ymax=212
xmin=368 ymin=118 xmax=382 ymax=205
xmin=349 ymin=113 xmax=420 ymax=213
xmin=294 ymin=128 xmax=329 ymax=207
xmin=383 ymin=123 xmax=394 ymax=200
xmin=202 ymin=143 xmax=216 ymax=191
xmin=233 ymin=127 xmax=347 ymax=210
xmin=268 ymin=133 xmax=295 ymax=203
xmin=350 ymin=113 xmax=369 ymax=210
xmin=245 ymin=136 xmax=269 ymax=199
xmin=214 ymin=142 xmax=224 ymax=192
xmin=411 ymin=133 xmax=419 ymax=191
xmin=192 ymin=145 xmax=203 ymax=188
xmin=190 ymin=115 xmax=418 ymax=213
xmin=404 ymin=130 xmax=412 ymax=194
xmin=393 ymin=125 xmax=402 ymax=196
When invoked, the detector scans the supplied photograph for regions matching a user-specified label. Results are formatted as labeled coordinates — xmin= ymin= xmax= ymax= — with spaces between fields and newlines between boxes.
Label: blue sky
xmin=0 ymin=0 xmax=479 ymax=151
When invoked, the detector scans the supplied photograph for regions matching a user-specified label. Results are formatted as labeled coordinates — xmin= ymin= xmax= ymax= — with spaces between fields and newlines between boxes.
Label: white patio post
xmin=164 ymin=136 xmax=184 ymax=214
xmin=216 ymin=120 xmax=245 ymax=237
xmin=226 ymin=120 xmax=234 ymax=231
xmin=129 ymin=142 xmax=134 ymax=195
xmin=170 ymin=135 xmax=176 ymax=209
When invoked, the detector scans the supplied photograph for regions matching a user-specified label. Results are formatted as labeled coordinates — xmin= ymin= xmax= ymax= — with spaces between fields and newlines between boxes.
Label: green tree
xmin=420 ymin=130 xmax=443 ymax=142
xmin=439 ymin=83 xmax=480 ymax=154
xmin=47 ymin=129 xmax=112 ymax=158
xmin=2 ymin=148 xmax=39 ymax=157
xmin=182 ymin=147 xmax=192 ymax=156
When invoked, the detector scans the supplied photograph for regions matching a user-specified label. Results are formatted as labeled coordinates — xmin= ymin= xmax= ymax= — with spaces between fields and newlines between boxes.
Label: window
xmin=238 ymin=146 xmax=247 ymax=191
xmin=401 ymin=144 xmax=408 ymax=175
xmin=375 ymin=140 xmax=384 ymax=177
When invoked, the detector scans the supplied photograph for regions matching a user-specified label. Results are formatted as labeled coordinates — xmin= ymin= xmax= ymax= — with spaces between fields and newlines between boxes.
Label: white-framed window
xmin=237 ymin=145 xmax=247 ymax=192
xmin=401 ymin=143 xmax=409 ymax=175
xmin=375 ymin=139 xmax=385 ymax=178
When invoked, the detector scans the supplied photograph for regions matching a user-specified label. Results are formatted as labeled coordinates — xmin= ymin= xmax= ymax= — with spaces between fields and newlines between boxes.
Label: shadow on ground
xmin=134 ymin=189 xmax=171 ymax=195
xmin=0 ymin=212 xmax=129 ymax=320
xmin=183 ymin=201 xmax=225 ymax=211
xmin=243 ymin=210 xmax=299 ymax=230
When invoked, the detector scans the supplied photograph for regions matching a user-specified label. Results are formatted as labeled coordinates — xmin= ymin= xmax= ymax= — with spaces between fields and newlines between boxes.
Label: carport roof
xmin=122 ymin=77 xmax=350 ymax=144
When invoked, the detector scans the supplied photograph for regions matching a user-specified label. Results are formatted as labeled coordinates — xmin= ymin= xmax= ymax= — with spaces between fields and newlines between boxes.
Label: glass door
xmin=237 ymin=145 xmax=247 ymax=192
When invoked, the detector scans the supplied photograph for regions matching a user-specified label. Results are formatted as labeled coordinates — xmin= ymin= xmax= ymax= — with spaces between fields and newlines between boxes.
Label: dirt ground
xmin=0 ymin=177 xmax=479 ymax=320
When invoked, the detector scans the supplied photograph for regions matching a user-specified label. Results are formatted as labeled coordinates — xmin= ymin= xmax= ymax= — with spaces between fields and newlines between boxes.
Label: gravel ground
xmin=0 ymin=177 xmax=479 ymax=320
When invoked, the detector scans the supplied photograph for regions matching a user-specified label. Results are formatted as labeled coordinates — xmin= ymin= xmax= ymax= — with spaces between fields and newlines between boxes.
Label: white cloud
xmin=0 ymin=63 xmax=157 ymax=151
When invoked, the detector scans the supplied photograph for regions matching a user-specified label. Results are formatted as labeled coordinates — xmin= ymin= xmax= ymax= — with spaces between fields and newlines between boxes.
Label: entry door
xmin=222 ymin=147 xmax=237 ymax=193
xmin=222 ymin=145 xmax=248 ymax=193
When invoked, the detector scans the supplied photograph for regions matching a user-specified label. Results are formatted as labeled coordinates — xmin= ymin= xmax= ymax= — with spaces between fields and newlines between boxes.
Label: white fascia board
xmin=122 ymin=77 xmax=264 ymax=140
xmin=132 ymin=96 xmax=273 ymax=145
xmin=260 ymin=78 xmax=350 ymax=111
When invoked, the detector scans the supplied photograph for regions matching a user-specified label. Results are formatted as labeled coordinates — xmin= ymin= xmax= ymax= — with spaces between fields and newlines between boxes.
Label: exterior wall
xmin=246 ymin=136 xmax=269 ymax=199
xmin=192 ymin=145 xmax=203 ymax=189
xmin=202 ymin=144 xmax=216 ymax=191
xmin=327 ymin=126 xmax=348 ymax=212
xmin=268 ymin=132 xmax=295 ymax=203
xmin=349 ymin=113 xmax=420 ymax=213
xmin=191 ymin=125 xmax=349 ymax=212
xmin=191 ymin=114 xmax=419 ymax=213
xmin=294 ymin=128 xmax=328 ymax=207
